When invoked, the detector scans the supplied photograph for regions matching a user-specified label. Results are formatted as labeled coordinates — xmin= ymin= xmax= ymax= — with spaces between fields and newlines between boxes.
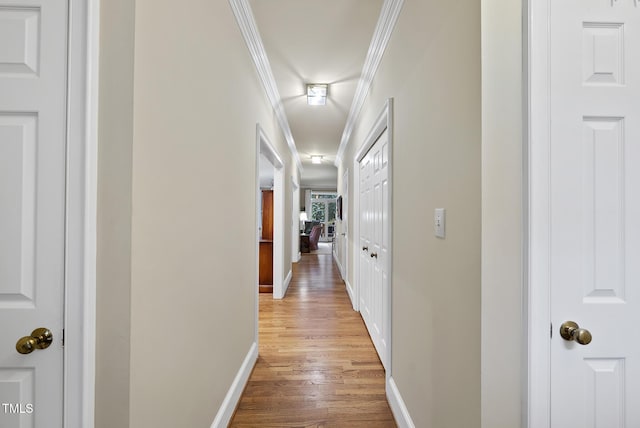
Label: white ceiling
xmin=249 ymin=0 xmax=383 ymax=188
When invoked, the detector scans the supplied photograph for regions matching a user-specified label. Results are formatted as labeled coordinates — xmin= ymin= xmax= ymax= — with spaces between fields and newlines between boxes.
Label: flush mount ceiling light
xmin=306 ymin=84 xmax=328 ymax=106
xmin=311 ymin=155 xmax=323 ymax=164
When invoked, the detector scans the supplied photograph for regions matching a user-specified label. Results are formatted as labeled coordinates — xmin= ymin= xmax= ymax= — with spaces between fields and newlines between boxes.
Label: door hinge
xmin=62 ymin=329 xmax=65 ymax=347
xmin=550 ymin=323 xmax=553 ymax=339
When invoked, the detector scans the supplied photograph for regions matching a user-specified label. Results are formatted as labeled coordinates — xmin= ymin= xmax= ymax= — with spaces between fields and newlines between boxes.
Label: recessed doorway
xmin=255 ymin=125 xmax=285 ymax=299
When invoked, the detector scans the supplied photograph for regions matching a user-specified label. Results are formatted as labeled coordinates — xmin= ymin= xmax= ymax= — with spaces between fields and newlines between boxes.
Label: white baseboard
xmin=333 ymin=251 xmax=344 ymax=278
xmin=294 ymin=251 xmax=301 ymax=262
xmin=345 ymin=279 xmax=358 ymax=311
xmin=274 ymin=269 xmax=292 ymax=300
xmin=210 ymin=342 xmax=258 ymax=428
xmin=282 ymin=269 xmax=292 ymax=296
xmin=386 ymin=377 xmax=415 ymax=428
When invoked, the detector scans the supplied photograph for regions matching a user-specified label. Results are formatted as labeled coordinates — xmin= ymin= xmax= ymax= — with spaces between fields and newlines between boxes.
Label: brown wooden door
xmin=261 ymin=190 xmax=273 ymax=240
xmin=259 ymin=241 xmax=273 ymax=287
xmin=259 ymin=190 xmax=274 ymax=292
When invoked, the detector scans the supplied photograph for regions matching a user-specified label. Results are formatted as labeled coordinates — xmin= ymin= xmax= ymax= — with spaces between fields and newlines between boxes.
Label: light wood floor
xmin=230 ymin=253 xmax=396 ymax=427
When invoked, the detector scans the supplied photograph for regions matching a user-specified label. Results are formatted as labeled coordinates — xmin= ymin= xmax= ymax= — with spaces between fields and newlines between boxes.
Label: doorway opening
xmin=255 ymin=125 xmax=286 ymax=300
xmin=309 ymin=191 xmax=338 ymax=243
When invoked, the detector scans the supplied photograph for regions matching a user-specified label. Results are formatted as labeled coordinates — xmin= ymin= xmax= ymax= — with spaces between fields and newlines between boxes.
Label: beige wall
xmin=481 ymin=0 xmax=524 ymax=426
xmin=95 ymin=0 xmax=526 ymax=426
xmin=95 ymin=0 xmax=134 ymax=426
xmin=338 ymin=0 xmax=481 ymax=426
xmin=96 ymin=0 xmax=297 ymax=426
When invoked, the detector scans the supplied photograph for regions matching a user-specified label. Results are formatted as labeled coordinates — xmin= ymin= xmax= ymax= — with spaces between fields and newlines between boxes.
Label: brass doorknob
xmin=560 ymin=321 xmax=592 ymax=345
xmin=16 ymin=328 xmax=53 ymax=355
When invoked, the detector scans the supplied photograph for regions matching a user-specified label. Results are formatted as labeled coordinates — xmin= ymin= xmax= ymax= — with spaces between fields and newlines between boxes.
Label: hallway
xmin=230 ymin=253 xmax=396 ymax=427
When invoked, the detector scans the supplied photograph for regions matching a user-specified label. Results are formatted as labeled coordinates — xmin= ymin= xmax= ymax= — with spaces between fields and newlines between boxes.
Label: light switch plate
xmin=434 ymin=208 xmax=445 ymax=238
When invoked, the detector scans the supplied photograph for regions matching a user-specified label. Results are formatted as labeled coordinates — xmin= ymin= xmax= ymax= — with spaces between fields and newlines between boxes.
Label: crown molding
xmin=334 ymin=0 xmax=405 ymax=166
xmin=229 ymin=0 xmax=303 ymax=172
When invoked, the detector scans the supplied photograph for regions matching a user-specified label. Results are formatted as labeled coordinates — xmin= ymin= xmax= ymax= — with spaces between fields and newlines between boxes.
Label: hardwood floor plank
xmin=229 ymin=253 xmax=396 ymax=427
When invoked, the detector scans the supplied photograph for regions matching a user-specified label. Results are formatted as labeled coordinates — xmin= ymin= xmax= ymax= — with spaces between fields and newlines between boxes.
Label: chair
xmin=308 ymin=225 xmax=322 ymax=251
xmin=304 ymin=220 xmax=321 ymax=234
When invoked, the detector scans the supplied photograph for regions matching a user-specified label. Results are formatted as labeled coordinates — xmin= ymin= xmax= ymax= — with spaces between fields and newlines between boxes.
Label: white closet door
xmin=358 ymin=129 xmax=389 ymax=368
xmin=548 ymin=0 xmax=640 ymax=426
xmin=0 ymin=1 xmax=69 ymax=427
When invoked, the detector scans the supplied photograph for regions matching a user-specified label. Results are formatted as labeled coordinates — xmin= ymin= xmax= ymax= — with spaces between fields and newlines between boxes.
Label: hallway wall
xmin=96 ymin=0 xmax=134 ymax=426
xmin=96 ymin=0 xmax=297 ymax=426
xmin=481 ymin=0 xmax=524 ymax=426
xmin=338 ymin=0 xmax=481 ymax=426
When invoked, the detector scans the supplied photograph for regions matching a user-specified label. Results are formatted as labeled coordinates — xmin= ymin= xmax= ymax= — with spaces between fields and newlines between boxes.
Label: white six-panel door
xmin=358 ymin=129 xmax=389 ymax=369
xmin=340 ymin=169 xmax=348 ymax=280
xmin=359 ymin=153 xmax=372 ymax=323
xmin=0 ymin=1 xmax=68 ymax=427
xmin=549 ymin=0 xmax=640 ymax=426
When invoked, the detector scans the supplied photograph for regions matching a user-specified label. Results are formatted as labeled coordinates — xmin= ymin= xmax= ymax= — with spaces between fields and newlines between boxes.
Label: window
xmin=310 ymin=192 xmax=338 ymax=240
xmin=312 ymin=201 xmax=326 ymax=222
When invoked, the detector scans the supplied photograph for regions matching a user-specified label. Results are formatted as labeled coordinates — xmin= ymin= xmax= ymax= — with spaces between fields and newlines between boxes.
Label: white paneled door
xmin=358 ymin=129 xmax=389 ymax=369
xmin=0 ymin=1 xmax=68 ymax=427
xmin=549 ymin=0 xmax=640 ymax=426
xmin=340 ymin=169 xmax=348 ymax=280
xmin=359 ymin=148 xmax=372 ymax=325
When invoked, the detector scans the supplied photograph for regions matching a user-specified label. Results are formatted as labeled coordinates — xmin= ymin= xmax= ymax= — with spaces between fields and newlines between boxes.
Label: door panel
xmin=358 ymin=129 xmax=389 ymax=369
xmin=0 ymin=369 xmax=34 ymax=428
xmin=584 ymin=358 xmax=625 ymax=427
xmin=0 ymin=114 xmax=37 ymax=307
xmin=0 ymin=7 xmax=40 ymax=77
xmin=380 ymin=139 xmax=389 ymax=355
xmin=359 ymin=156 xmax=372 ymax=320
xmin=0 ymin=1 xmax=68 ymax=427
xmin=581 ymin=117 xmax=625 ymax=303
xmin=550 ymin=0 xmax=640 ymax=426
xmin=341 ymin=169 xmax=348 ymax=280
